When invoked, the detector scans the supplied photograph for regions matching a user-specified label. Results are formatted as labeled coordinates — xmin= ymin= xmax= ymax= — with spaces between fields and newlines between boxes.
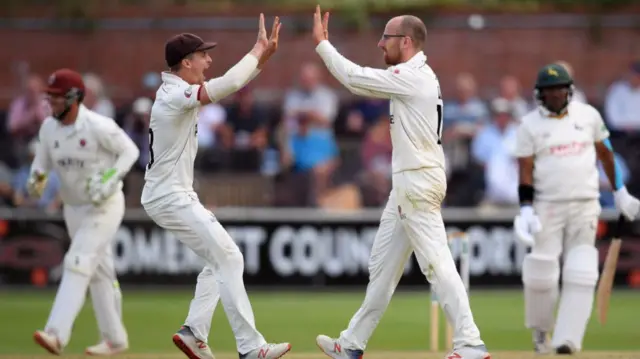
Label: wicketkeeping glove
xmin=513 ymin=205 xmax=542 ymax=246
xmin=27 ymin=171 xmax=48 ymax=199
xmin=86 ymin=168 xmax=120 ymax=205
xmin=614 ymin=186 xmax=640 ymax=221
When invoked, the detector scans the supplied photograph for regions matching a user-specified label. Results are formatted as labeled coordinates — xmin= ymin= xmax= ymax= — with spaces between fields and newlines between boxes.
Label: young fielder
xmin=311 ymin=6 xmax=489 ymax=359
xmin=514 ymin=63 xmax=640 ymax=354
xmin=30 ymin=68 xmax=139 ymax=355
xmin=141 ymin=15 xmax=291 ymax=359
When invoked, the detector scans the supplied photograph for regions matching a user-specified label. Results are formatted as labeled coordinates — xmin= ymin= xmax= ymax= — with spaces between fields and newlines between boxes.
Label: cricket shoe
xmin=85 ymin=340 xmax=129 ymax=356
xmin=172 ymin=326 xmax=215 ymax=359
xmin=555 ymin=342 xmax=576 ymax=355
xmin=239 ymin=343 xmax=292 ymax=359
xmin=315 ymin=335 xmax=363 ymax=359
xmin=532 ymin=330 xmax=552 ymax=354
xmin=444 ymin=345 xmax=491 ymax=359
xmin=33 ymin=330 xmax=63 ymax=355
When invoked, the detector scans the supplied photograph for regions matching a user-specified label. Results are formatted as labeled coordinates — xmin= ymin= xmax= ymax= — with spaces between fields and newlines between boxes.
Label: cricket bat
xmin=595 ymin=215 xmax=625 ymax=325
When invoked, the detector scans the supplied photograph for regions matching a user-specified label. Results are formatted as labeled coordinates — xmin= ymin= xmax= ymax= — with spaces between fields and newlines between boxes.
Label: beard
xmin=383 ymin=50 xmax=401 ymax=66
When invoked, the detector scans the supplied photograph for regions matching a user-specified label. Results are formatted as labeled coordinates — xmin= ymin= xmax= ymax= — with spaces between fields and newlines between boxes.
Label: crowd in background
xmin=1 ymin=59 xmax=639 ymax=210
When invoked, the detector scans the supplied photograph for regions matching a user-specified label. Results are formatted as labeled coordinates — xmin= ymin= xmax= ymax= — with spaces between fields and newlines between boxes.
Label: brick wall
xmin=2 ymin=21 xmax=639 ymax=106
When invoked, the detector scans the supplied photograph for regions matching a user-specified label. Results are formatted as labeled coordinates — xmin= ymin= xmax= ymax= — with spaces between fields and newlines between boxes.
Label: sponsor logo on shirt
xmin=549 ymin=141 xmax=589 ymax=156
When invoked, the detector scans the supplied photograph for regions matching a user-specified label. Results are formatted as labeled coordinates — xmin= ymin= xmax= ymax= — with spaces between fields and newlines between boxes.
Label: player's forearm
xmin=597 ymin=140 xmax=623 ymax=191
xmin=204 ymin=49 xmax=262 ymax=103
xmin=517 ymin=157 xmax=535 ymax=205
xmin=112 ymin=139 xmax=140 ymax=179
xmin=315 ymin=41 xmax=375 ymax=97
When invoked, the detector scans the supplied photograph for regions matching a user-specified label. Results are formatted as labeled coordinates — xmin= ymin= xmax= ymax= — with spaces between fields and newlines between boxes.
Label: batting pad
xmin=553 ymin=244 xmax=599 ymax=350
xmin=522 ymin=254 xmax=559 ymax=331
xmin=63 ymin=252 xmax=96 ymax=276
xmin=562 ymin=244 xmax=599 ymax=286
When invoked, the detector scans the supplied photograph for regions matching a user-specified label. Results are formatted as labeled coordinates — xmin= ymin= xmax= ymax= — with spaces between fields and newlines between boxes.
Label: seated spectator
xmin=220 ymin=87 xmax=268 ymax=172
xmin=471 ymin=97 xmax=519 ymax=166
xmin=555 ymin=61 xmax=587 ymax=103
xmin=7 ymin=74 xmax=48 ymax=141
xmin=288 ymin=114 xmax=339 ymax=205
xmin=83 ymin=73 xmax=116 ymax=119
xmin=0 ymin=160 xmax=14 ymax=207
xmin=344 ymin=98 xmax=389 ymax=135
xmin=598 ymin=153 xmax=630 ymax=208
xmin=123 ymin=97 xmax=152 ymax=171
xmin=474 ymin=98 xmax=519 ymax=207
xmin=359 ymin=116 xmax=392 ymax=207
xmin=605 ymin=60 xmax=640 ymax=132
xmin=442 ymin=73 xmax=489 ymax=171
xmin=197 ymin=102 xmax=227 ymax=151
xmin=498 ymin=75 xmax=530 ymax=120
xmin=12 ymin=140 xmax=61 ymax=212
xmin=443 ymin=72 xmax=489 ymax=139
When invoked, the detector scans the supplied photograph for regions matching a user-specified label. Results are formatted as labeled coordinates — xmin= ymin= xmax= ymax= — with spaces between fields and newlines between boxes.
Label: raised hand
xmin=313 ymin=5 xmax=330 ymax=45
xmin=254 ymin=14 xmax=282 ymax=68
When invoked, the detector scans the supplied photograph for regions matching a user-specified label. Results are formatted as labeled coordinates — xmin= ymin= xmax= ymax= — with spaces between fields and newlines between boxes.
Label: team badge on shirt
xmin=184 ymin=87 xmax=192 ymax=98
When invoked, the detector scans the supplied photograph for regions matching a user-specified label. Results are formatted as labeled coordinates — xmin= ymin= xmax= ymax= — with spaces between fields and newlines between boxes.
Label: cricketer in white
xmin=513 ymin=63 xmax=640 ymax=355
xmin=311 ymin=6 xmax=489 ymax=359
xmin=30 ymin=68 xmax=139 ymax=356
xmin=140 ymin=15 xmax=291 ymax=359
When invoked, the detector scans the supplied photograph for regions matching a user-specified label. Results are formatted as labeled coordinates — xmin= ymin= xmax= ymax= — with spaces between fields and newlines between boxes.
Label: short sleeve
xmin=514 ymin=122 xmax=535 ymax=157
xmin=592 ymin=108 xmax=610 ymax=142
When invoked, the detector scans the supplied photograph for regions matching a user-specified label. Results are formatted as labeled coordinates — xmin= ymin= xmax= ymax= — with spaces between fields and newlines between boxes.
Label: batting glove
xmin=513 ymin=205 xmax=542 ymax=246
xmin=614 ymin=186 xmax=640 ymax=221
xmin=27 ymin=171 xmax=48 ymax=199
xmin=86 ymin=168 xmax=120 ymax=205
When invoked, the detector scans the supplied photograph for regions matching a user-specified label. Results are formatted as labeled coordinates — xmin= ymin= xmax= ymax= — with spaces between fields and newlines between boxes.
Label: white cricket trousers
xmin=340 ymin=168 xmax=484 ymax=350
xmin=45 ymin=191 xmax=127 ymax=347
xmin=143 ymin=192 xmax=266 ymax=354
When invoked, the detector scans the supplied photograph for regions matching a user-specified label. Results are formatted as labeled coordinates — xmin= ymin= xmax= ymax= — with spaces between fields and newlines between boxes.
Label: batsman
xmin=513 ymin=63 xmax=640 ymax=354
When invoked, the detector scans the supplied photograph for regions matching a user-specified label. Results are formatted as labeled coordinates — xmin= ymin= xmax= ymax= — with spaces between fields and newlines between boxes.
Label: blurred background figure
xmin=7 ymin=74 xmax=48 ymax=142
xmin=123 ymin=97 xmax=153 ymax=171
xmin=497 ymin=75 xmax=530 ymax=120
xmin=82 ymin=73 xmax=116 ymax=118
xmin=358 ymin=115 xmax=392 ymax=207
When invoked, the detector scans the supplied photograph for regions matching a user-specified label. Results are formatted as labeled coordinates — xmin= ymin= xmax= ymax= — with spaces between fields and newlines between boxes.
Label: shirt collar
xmin=404 ymin=51 xmax=427 ymax=68
xmin=161 ymin=71 xmax=188 ymax=86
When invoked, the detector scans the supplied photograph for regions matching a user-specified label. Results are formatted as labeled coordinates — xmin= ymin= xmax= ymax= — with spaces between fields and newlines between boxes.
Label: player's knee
xmin=522 ymin=253 xmax=560 ymax=290
xmin=64 ymin=252 xmax=97 ymax=277
xmin=562 ymin=244 xmax=598 ymax=287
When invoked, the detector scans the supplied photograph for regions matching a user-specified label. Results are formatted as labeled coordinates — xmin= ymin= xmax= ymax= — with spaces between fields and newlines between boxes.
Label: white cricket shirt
xmin=315 ymin=41 xmax=446 ymax=176
xmin=31 ymin=105 xmax=139 ymax=206
xmin=141 ymin=72 xmax=202 ymax=206
xmin=514 ymin=101 xmax=610 ymax=201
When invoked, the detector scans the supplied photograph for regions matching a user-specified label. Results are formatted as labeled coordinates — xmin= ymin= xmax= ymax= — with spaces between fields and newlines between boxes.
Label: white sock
xmin=185 ymin=266 xmax=220 ymax=343
xmin=45 ymin=270 xmax=91 ymax=346
xmin=90 ymin=279 xmax=128 ymax=345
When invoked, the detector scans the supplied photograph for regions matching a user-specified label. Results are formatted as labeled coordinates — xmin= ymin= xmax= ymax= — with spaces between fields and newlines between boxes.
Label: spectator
xmin=604 ymin=60 xmax=640 ymax=132
xmin=474 ymin=98 xmax=519 ymax=207
xmin=219 ymin=87 xmax=269 ymax=172
xmin=498 ymin=75 xmax=530 ymax=120
xmin=197 ymin=103 xmax=226 ymax=150
xmin=0 ymin=159 xmax=14 ymax=207
xmin=123 ymin=97 xmax=152 ymax=170
xmin=598 ymin=153 xmax=630 ymax=208
xmin=12 ymin=139 xmax=61 ymax=212
xmin=344 ymin=98 xmax=388 ymax=135
xmin=7 ymin=74 xmax=48 ymax=141
xmin=443 ymin=72 xmax=489 ymax=138
xmin=83 ymin=73 xmax=116 ymax=118
xmin=359 ymin=116 xmax=392 ymax=206
xmin=555 ymin=60 xmax=587 ymax=103
xmin=471 ymin=97 xmax=519 ymax=166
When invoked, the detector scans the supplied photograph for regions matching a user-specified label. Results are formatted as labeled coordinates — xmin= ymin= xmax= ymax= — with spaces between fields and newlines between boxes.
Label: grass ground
xmin=0 ymin=289 xmax=638 ymax=358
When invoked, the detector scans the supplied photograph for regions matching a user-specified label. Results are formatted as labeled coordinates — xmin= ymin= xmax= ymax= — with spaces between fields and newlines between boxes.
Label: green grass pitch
xmin=0 ymin=289 xmax=638 ymax=358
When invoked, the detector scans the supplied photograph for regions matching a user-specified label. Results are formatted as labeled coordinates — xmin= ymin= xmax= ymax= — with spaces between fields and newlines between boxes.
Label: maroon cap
xmin=165 ymin=33 xmax=217 ymax=68
xmin=46 ymin=68 xmax=85 ymax=96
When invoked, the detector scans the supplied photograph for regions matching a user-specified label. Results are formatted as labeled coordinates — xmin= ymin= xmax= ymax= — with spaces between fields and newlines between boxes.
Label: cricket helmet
xmin=46 ymin=68 xmax=85 ymax=104
xmin=534 ymin=63 xmax=574 ymax=114
xmin=535 ymin=63 xmax=573 ymax=89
